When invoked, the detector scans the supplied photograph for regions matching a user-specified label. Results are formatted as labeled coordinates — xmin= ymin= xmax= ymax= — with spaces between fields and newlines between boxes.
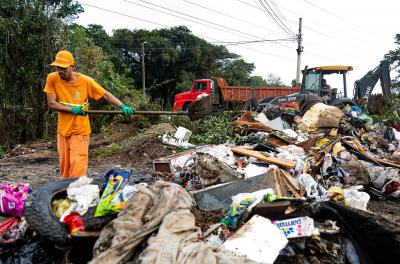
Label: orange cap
xmin=51 ymin=50 xmax=74 ymax=68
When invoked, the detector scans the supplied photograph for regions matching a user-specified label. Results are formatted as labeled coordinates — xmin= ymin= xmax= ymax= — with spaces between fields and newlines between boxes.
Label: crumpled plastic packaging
xmin=221 ymin=189 xmax=274 ymax=230
xmin=0 ymin=183 xmax=30 ymax=217
xmin=95 ymin=169 xmax=132 ymax=217
xmin=277 ymin=145 xmax=306 ymax=173
xmin=298 ymin=174 xmax=328 ymax=201
xmin=360 ymin=160 xmax=398 ymax=189
xmin=63 ymin=212 xmax=85 ymax=235
xmin=60 ymin=176 xmax=100 ymax=221
xmin=52 ymin=198 xmax=72 ymax=219
xmin=343 ymin=188 xmax=370 ymax=211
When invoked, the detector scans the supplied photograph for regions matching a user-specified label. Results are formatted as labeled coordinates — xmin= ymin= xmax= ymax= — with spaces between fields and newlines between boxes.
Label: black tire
xmin=24 ymin=178 xmax=114 ymax=245
xmin=82 ymin=206 xmax=116 ymax=231
xmin=182 ymin=102 xmax=191 ymax=112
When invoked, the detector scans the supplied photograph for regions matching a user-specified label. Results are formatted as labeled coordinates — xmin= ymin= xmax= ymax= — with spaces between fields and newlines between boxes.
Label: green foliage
xmin=370 ymin=95 xmax=400 ymax=125
xmin=385 ymin=34 xmax=400 ymax=90
xmin=171 ymin=110 xmax=241 ymax=145
xmin=0 ymin=145 xmax=5 ymax=159
xmin=0 ymin=0 xmax=83 ymax=146
xmin=0 ymin=2 xmax=287 ymax=148
xmin=249 ymin=74 xmax=288 ymax=87
xmin=214 ymin=59 xmax=255 ymax=85
xmin=91 ymin=143 xmax=123 ymax=158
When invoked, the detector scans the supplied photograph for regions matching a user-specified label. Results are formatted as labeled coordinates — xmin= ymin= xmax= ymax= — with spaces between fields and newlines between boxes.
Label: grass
xmin=91 ymin=143 xmax=123 ymax=158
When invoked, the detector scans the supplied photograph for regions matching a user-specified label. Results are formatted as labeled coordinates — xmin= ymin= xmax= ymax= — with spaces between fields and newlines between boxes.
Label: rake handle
xmin=86 ymin=110 xmax=188 ymax=115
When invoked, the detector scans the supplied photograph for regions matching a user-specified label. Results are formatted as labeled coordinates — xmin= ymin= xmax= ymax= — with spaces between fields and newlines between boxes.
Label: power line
xmin=122 ymin=0 xmax=254 ymax=40
xmin=124 ymin=0 xmax=296 ymax=51
xmin=79 ymin=2 xmax=167 ymax=28
xmin=78 ymin=1 xmax=295 ymax=61
xmin=269 ymin=0 xmax=286 ymax=22
xmin=109 ymin=38 xmax=295 ymax=49
xmin=236 ymin=0 xmax=374 ymax=56
xmin=181 ymin=0 xmax=279 ymax=36
xmin=257 ymin=0 xmax=295 ymax=37
xmin=302 ymin=0 xmax=367 ymax=32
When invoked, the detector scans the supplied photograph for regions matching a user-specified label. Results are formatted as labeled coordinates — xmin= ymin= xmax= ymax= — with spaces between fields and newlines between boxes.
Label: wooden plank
xmin=280 ymin=170 xmax=300 ymax=190
xmin=231 ymin=147 xmax=296 ymax=169
xmin=267 ymin=134 xmax=289 ymax=147
xmin=376 ymin=159 xmax=400 ymax=169
xmin=273 ymin=171 xmax=282 ymax=196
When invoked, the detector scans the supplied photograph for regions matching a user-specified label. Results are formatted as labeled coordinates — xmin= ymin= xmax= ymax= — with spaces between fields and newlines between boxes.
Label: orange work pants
xmin=57 ymin=133 xmax=90 ymax=179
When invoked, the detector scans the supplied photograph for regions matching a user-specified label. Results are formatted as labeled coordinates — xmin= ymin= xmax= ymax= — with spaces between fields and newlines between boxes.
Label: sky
xmin=76 ymin=0 xmax=399 ymax=93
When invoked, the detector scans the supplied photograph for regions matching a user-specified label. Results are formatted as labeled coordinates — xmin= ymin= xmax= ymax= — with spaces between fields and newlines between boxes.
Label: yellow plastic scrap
xmin=316 ymin=138 xmax=330 ymax=148
xmin=52 ymin=198 xmax=72 ymax=218
xmin=327 ymin=186 xmax=344 ymax=202
xmin=332 ymin=142 xmax=342 ymax=157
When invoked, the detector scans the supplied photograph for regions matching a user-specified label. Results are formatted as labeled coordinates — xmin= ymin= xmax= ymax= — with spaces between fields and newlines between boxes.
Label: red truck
xmin=172 ymin=77 xmax=299 ymax=111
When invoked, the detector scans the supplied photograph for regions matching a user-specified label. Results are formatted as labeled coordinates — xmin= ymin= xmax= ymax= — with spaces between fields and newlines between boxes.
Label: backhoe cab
xmin=301 ymin=65 xmax=355 ymax=107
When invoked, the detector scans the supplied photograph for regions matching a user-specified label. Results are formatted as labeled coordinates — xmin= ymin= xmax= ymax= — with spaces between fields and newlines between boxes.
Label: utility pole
xmin=141 ymin=42 xmax=146 ymax=101
xmin=296 ymin=18 xmax=303 ymax=84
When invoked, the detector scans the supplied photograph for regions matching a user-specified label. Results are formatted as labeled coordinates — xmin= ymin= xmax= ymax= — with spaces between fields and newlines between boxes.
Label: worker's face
xmin=57 ymin=66 xmax=74 ymax=81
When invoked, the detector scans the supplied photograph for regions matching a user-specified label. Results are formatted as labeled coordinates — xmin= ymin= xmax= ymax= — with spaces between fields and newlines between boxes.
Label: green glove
xmin=120 ymin=104 xmax=135 ymax=117
xmin=71 ymin=106 xmax=86 ymax=116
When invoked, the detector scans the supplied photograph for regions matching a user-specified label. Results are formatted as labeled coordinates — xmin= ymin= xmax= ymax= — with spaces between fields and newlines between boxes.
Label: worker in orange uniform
xmin=44 ymin=50 xmax=134 ymax=179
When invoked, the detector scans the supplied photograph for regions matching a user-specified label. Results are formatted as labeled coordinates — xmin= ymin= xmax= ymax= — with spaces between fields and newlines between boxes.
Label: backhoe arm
xmin=354 ymin=60 xmax=391 ymax=100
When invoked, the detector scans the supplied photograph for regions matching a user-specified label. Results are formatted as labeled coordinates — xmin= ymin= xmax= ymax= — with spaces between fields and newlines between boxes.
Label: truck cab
xmin=172 ymin=79 xmax=214 ymax=111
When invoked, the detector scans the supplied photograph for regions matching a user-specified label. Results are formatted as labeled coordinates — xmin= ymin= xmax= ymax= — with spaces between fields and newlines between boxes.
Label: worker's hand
xmin=71 ymin=106 xmax=87 ymax=116
xmin=120 ymin=104 xmax=135 ymax=117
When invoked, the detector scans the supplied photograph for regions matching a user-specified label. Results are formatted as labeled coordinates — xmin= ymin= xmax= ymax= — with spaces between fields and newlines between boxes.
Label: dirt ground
xmin=0 ymin=122 xmax=177 ymax=188
xmin=0 ymin=122 xmax=399 ymax=226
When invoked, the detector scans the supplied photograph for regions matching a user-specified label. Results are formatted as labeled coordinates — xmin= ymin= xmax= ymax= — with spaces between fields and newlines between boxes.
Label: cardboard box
xmin=272 ymin=216 xmax=314 ymax=238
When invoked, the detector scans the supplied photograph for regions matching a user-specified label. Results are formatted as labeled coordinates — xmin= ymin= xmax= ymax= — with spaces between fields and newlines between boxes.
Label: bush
xmin=0 ymin=145 xmax=5 ymax=159
xmin=170 ymin=110 xmax=241 ymax=145
xmin=370 ymin=95 xmax=400 ymax=126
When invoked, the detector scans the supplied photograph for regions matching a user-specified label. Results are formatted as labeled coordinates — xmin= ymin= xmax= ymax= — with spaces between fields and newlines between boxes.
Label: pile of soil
xmin=191 ymin=207 xmax=227 ymax=232
xmin=126 ymin=136 xmax=175 ymax=168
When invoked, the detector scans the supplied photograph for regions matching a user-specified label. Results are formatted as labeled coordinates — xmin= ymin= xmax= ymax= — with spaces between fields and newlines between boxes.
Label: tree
xmin=214 ymin=59 xmax=255 ymax=85
xmin=266 ymin=73 xmax=285 ymax=86
xmin=249 ymin=76 xmax=268 ymax=86
xmin=0 ymin=0 xmax=83 ymax=146
xmin=385 ymin=34 xmax=400 ymax=90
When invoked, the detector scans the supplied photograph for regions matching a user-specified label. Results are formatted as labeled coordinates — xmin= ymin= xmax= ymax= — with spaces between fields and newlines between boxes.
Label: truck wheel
xmin=24 ymin=178 xmax=114 ymax=245
xmin=182 ymin=102 xmax=191 ymax=112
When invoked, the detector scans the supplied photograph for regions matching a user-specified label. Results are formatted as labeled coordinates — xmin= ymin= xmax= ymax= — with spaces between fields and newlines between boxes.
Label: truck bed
xmin=220 ymin=86 xmax=299 ymax=102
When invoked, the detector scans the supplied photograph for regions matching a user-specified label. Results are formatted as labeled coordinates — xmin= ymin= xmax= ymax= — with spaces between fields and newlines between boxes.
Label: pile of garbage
xmin=1 ymin=96 xmax=400 ymax=263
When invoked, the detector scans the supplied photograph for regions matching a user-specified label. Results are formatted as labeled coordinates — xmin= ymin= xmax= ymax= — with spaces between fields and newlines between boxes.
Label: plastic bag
xmin=343 ymin=188 xmax=370 ymax=211
xmin=221 ymin=189 xmax=273 ymax=230
xmin=298 ymin=174 xmax=328 ymax=201
xmin=95 ymin=169 xmax=132 ymax=217
xmin=63 ymin=212 xmax=84 ymax=235
xmin=0 ymin=183 xmax=30 ymax=216
xmin=51 ymin=199 xmax=72 ymax=219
